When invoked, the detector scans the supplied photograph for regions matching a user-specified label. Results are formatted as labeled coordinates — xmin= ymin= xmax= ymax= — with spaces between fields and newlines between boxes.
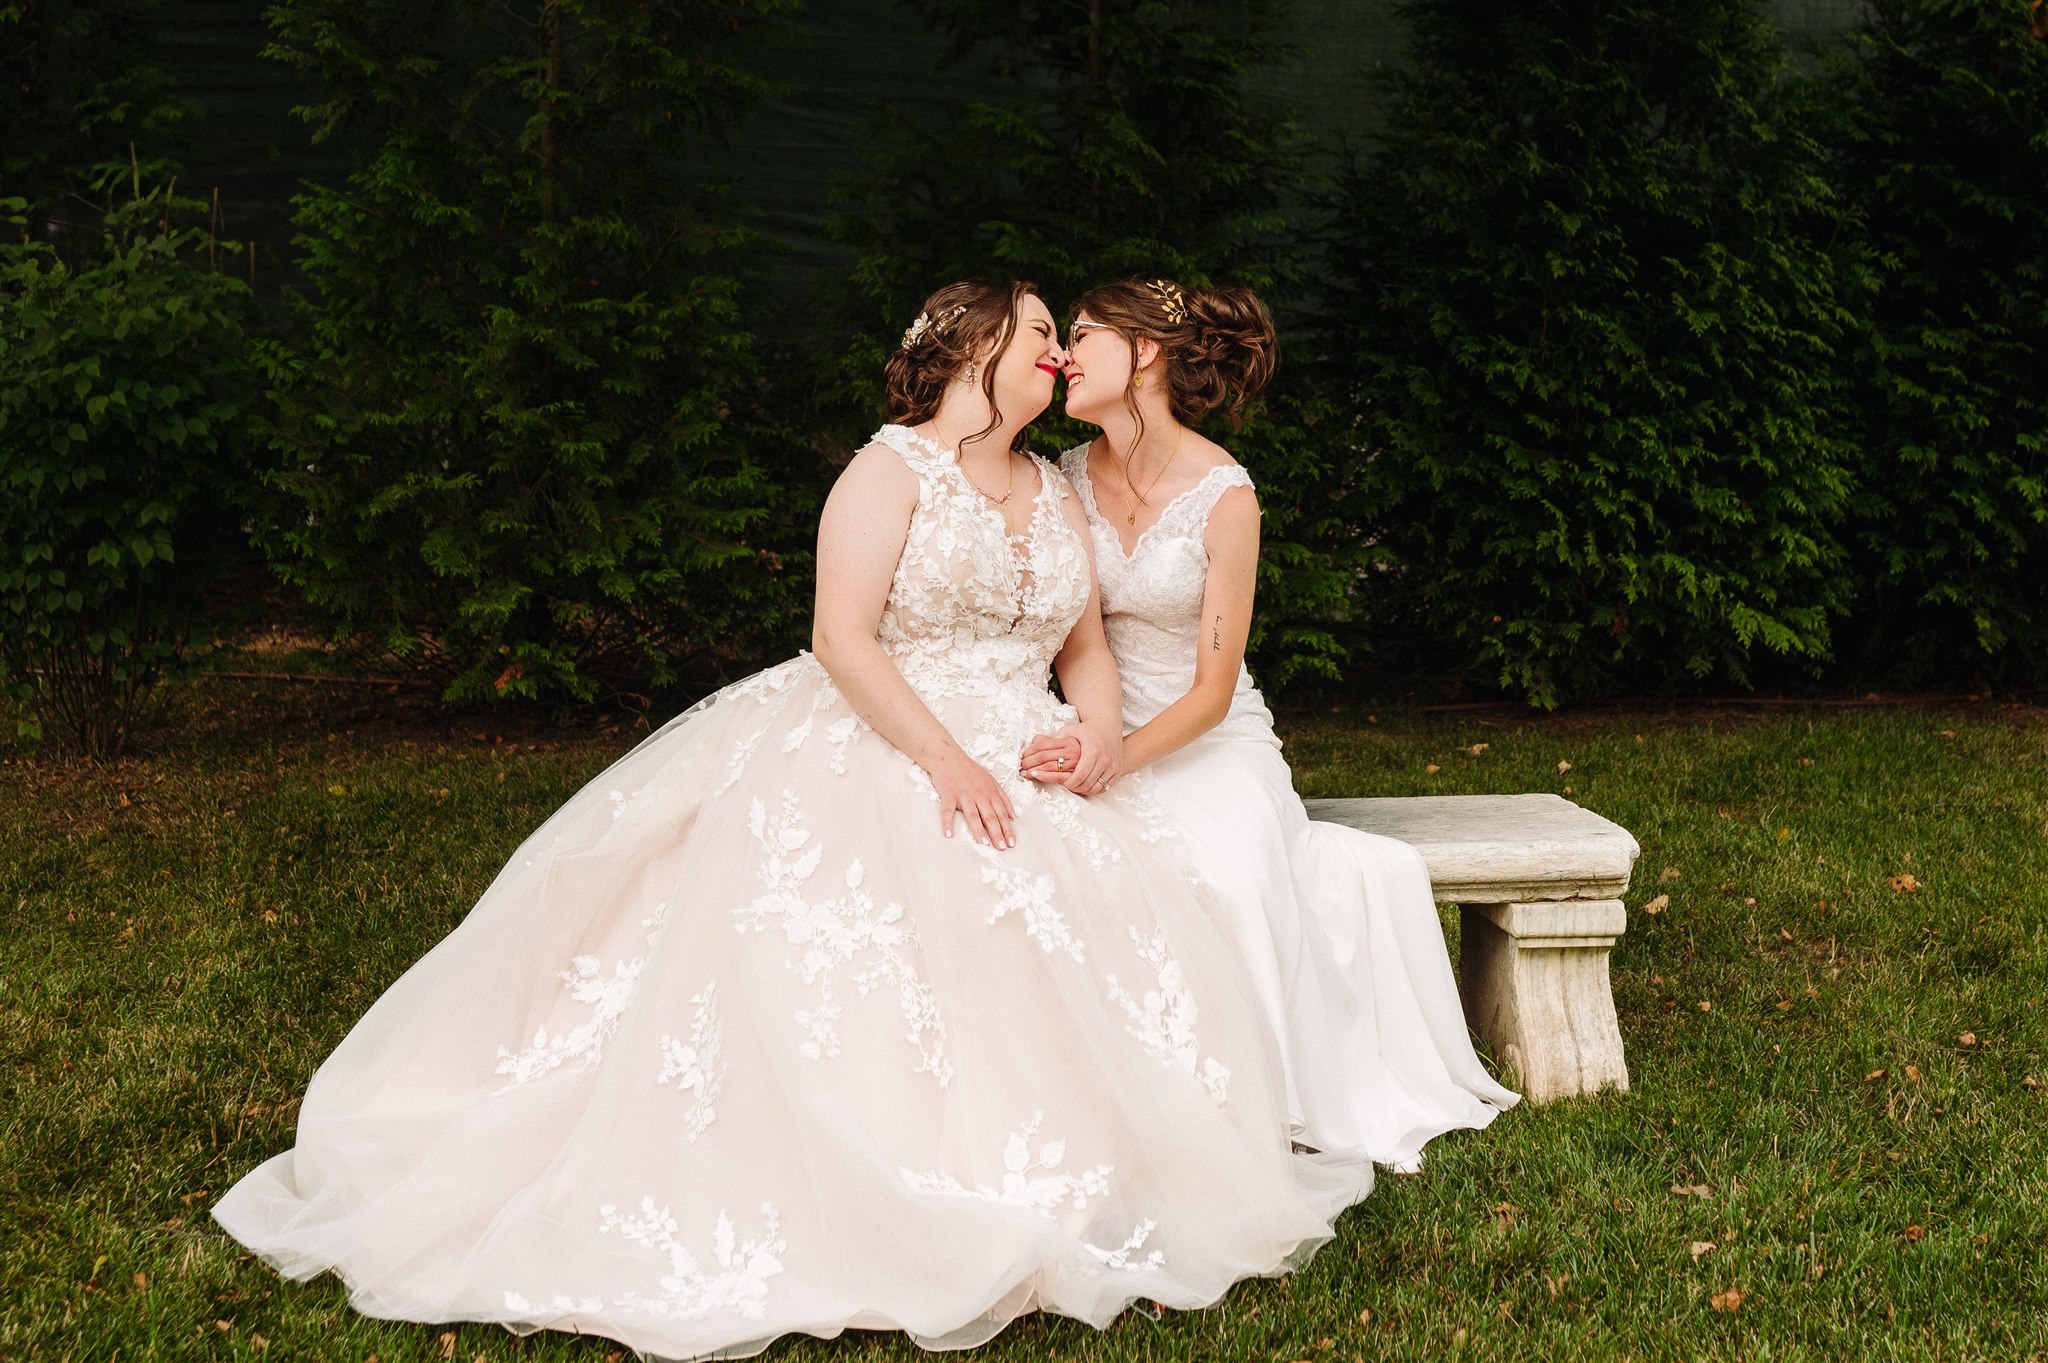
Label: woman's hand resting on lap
xmin=931 ymin=748 xmax=1017 ymax=849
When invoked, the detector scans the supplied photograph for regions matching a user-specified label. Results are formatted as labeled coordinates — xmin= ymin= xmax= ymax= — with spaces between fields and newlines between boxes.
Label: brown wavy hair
xmin=882 ymin=279 xmax=1038 ymax=453
xmin=1068 ymin=277 xmax=1279 ymax=440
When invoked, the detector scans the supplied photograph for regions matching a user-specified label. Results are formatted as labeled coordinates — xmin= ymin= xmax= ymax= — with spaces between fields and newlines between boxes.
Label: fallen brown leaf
xmin=1904 ymin=1224 xmax=1926 ymax=1242
xmin=1643 ymin=894 xmax=1669 ymax=915
xmin=439 ymin=1333 xmax=458 ymax=1360
xmin=1661 ymin=865 xmax=1682 ymax=883
xmin=1358 ymin=1307 xmax=1373 ymax=1326
xmin=1710 ymin=1288 xmax=1746 ymax=1313
xmin=1467 ymin=743 xmax=1490 ymax=756
xmin=1889 ymin=873 xmax=1921 ymax=892
xmin=1904 ymin=1065 xmax=1922 ymax=1083
xmin=1959 ymin=1031 xmax=1978 ymax=1047
xmin=1689 ymin=1240 xmax=1716 ymax=1260
xmin=1866 ymin=1069 xmax=1888 ymax=1082
xmin=1425 ymin=764 xmax=1441 ymax=775
xmin=1557 ymin=759 xmax=1573 ymax=774
xmin=1670 ymin=1183 xmax=1715 ymax=1199
xmin=1778 ymin=926 xmax=1793 ymax=941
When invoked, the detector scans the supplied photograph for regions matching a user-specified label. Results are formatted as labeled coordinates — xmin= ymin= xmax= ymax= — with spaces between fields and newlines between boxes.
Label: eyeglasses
xmin=1066 ymin=320 xmax=1116 ymax=349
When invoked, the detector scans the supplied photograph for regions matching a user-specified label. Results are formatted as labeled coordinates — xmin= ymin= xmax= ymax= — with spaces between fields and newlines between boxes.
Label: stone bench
xmin=1302 ymin=793 xmax=1639 ymax=1104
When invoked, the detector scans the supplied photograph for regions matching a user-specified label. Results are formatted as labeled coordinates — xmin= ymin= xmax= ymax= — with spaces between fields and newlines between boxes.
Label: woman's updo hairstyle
xmin=1069 ymin=277 xmax=1278 ymax=431
xmin=883 ymin=278 xmax=1038 ymax=452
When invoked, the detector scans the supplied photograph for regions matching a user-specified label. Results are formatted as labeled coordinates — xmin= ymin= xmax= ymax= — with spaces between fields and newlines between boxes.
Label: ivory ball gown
xmin=1059 ymin=443 xmax=1520 ymax=1167
xmin=213 ymin=425 xmax=1371 ymax=1361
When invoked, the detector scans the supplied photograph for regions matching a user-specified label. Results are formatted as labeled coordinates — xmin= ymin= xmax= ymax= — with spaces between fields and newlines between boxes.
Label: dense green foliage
xmin=9 ymin=0 xmax=2048 ymax=720
xmin=250 ymin=0 xmax=813 ymax=707
xmin=1318 ymin=0 xmax=1871 ymax=706
xmin=1822 ymin=0 xmax=2048 ymax=683
xmin=0 ymin=0 xmax=186 ymax=242
xmin=6 ymin=688 xmax=2046 ymax=1358
xmin=0 ymin=191 xmax=254 ymax=756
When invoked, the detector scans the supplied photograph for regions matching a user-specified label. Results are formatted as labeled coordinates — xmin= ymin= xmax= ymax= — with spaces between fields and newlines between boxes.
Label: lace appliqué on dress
xmin=594 ymin=1200 xmax=787 ymax=1322
xmin=735 ymin=791 xmax=952 ymax=1087
xmin=899 ymin=1114 xmax=1168 ymax=1273
xmin=493 ymin=902 xmax=670 ymax=1089
xmin=899 ymin=1111 xmax=1113 ymax=1214
xmin=979 ymin=849 xmax=1087 ymax=963
xmin=1105 ymin=927 xmax=1231 ymax=1104
xmin=656 ymin=984 xmax=723 ymax=1142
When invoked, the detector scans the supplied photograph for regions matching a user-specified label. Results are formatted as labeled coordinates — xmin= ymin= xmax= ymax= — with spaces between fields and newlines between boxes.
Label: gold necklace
xmin=924 ymin=424 xmax=1015 ymax=505
xmin=960 ymin=454 xmax=1015 ymax=506
xmin=1122 ymin=426 xmax=1186 ymax=526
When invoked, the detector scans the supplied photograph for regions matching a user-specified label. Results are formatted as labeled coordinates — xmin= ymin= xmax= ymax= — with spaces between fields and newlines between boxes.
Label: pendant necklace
xmin=962 ymin=456 xmax=1015 ymax=506
xmin=1124 ymin=425 xmax=1187 ymax=526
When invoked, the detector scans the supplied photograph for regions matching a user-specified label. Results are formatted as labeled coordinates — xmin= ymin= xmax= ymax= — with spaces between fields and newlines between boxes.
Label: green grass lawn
xmin=4 ymin=683 xmax=2045 ymax=1361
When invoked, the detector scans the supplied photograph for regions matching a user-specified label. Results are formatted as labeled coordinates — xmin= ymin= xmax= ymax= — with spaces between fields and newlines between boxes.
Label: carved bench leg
xmin=1459 ymin=899 xmax=1629 ymax=1104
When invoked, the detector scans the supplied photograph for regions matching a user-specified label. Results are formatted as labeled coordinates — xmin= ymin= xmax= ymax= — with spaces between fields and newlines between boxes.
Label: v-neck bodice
xmin=1059 ymin=443 xmax=1277 ymax=743
xmin=871 ymin=425 xmax=1088 ymax=703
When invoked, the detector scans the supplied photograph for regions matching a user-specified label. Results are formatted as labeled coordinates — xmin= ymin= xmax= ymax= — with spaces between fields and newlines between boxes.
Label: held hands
xmin=931 ymin=748 xmax=1017 ymax=850
xmin=1018 ymin=721 xmax=1123 ymax=796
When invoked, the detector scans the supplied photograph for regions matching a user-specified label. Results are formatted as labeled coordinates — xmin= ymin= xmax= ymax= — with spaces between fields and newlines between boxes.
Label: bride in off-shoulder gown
xmin=213 ymin=283 xmax=1371 ymax=1362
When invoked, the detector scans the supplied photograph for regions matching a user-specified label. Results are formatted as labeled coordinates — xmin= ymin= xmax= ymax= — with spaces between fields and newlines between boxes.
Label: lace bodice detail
xmin=1058 ymin=445 xmax=1277 ymax=743
xmin=874 ymin=425 xmax=1090 ymax=702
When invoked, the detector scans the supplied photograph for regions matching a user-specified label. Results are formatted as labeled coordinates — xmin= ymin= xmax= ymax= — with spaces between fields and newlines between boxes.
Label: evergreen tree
xmin=832 ymin=0 xmax=1354 ymax=682
xmin=1823 ymin=0 xmax=2048 ymax=683
xmin=254 ymin=0 xmax=811 ymax=707
xmin=1323 ymin=0 xmax=1868 ymax=704
xmin=0 ymin=0 xmax=187 ymax=246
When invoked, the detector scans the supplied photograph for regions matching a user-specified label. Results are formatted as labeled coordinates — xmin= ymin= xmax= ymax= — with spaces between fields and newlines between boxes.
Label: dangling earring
xmin=965 ymin=362 xmax=979 ymax=385
xmin=1133 ymin=372 xmax=1144 ymax=389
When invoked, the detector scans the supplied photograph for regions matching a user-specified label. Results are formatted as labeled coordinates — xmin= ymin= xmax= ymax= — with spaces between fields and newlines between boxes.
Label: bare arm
xmin=1118 ymin=485 xmax=1261 ymax=773
xmin=1043 ymin=485 xmax=1126 ymax=792
xmin=812 ymin=442 xmax=1016 ymax=848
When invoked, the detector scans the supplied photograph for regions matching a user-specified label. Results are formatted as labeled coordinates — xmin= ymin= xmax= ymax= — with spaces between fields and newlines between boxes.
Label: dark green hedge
xmin=7 ymin=0 xmax=2046 ymax=749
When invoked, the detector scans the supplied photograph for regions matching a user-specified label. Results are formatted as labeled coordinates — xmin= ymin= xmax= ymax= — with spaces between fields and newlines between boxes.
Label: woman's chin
xmin=1004 ymin=388 xmax=1054 ymax=425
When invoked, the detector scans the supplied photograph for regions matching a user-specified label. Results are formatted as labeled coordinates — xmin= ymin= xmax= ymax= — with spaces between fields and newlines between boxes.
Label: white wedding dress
xmin=1059 ymin=445 xmax=1519 ymax=1166
xmin=213 ymin=425 xmax=1372 ymax=1361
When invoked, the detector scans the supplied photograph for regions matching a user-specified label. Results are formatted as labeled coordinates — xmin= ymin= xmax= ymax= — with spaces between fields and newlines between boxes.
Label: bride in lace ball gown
xmin=1022 ymin=278 xmax=1519 ymax=1168
xmin=212 ymin=280 xmax=1372 ymax=1360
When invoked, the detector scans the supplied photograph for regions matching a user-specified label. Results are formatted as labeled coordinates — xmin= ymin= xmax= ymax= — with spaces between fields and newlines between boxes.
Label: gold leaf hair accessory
xmin=900 ymin=303 xmax=968 ymax=351
xmin=1147 ymin=279 xmax=1186 ymax=325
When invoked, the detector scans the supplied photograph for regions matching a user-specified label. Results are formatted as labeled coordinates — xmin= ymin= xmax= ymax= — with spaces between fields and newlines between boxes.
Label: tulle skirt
xmin=213 ymin=655 xmax=1373 ymax=1359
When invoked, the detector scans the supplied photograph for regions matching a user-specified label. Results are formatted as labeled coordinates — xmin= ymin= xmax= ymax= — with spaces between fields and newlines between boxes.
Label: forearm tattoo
xmin=1211 ymin=615 xmax=1222 ymax=651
